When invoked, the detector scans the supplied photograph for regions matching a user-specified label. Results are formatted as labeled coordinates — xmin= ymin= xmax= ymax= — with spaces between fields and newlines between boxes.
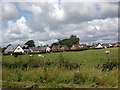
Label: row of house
xmin=51 ymin=44 xmax=88 ymax=52
xmin=3 ymin=42 xmax=120 ymax=55
xmin=92 ymin=43 xmax=114 ymax=49
xmin=3 ymin=44 xmax=88 ymax=54
xmin=4 ymin=44 xmax=51 ymax=55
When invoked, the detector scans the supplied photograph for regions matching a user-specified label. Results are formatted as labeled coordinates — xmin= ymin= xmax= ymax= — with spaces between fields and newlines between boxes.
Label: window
xmin=17 ymin=48 xmax=20 ymax=50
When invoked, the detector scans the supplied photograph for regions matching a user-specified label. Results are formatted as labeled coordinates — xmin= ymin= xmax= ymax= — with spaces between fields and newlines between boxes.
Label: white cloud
xmin=2 ymin=2 xmax=118 ymax=46
xmin=3 ymin=16 xmax=33 ymax=46
xmin=51 ymin=8 xmax=65 ymax=21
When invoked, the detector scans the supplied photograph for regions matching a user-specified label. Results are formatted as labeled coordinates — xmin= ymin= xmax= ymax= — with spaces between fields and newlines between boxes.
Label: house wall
xmin=14 ymin=46 xmax=24 ymax=53
xmin=46 ymin=47 xmax=51 ymax=52
xmin=71 ymin=45 xmax=75 ymax=50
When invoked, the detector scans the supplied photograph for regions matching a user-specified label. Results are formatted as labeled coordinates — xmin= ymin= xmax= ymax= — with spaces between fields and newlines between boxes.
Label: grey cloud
xmin=2 ymin=2 xmax=118 ymax=46
xmin=2 ymin=2 xmax=19 ymax=22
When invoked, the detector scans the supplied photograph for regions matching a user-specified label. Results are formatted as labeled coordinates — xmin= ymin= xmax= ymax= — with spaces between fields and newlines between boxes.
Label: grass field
xmin=2 ymin=47 xmax=119 ymax=88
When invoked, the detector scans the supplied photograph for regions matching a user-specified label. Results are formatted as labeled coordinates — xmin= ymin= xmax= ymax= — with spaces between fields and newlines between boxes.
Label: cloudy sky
xmin=1 ymin=0 xmax=119 ymax=47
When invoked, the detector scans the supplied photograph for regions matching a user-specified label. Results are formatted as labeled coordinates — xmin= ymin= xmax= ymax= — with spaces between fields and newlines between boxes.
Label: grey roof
xmin=29 ymin=46 xmax=46 ymax=52
xmin=4 ymin=45 xmax=18 ymax=53
xmin=24 ymin=49 xmax=31 ymax=52
xmin=102 ymin=43 xmax=110 ymax=47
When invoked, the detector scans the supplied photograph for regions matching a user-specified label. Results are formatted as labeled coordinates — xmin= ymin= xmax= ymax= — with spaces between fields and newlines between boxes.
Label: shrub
xmin=101 ymin=61 xmax=118 ymax=71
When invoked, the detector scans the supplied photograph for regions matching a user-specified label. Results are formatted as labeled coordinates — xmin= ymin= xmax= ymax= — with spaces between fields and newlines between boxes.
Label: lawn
xmin=2 ymin=47 xmax=119 ymax=88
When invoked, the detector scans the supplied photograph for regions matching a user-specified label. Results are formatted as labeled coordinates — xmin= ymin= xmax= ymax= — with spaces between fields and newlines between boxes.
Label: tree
xmin=51 ymin=35 xmax=80 ymax=48
xmin=25 ymin=40 xmax=35 ymax=47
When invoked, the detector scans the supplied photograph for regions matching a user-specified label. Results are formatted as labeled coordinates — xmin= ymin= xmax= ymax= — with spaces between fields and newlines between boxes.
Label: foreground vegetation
xmin=2 ymin=47 xmax=119 ymax=88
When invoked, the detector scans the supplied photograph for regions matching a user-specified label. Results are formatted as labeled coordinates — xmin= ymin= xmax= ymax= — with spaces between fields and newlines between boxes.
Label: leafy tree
xmin=51 ymin=35 xmax=80 ymax=48
xmin=59 ymin=35 xmax=79 ymax=47
xmin=25 ymin=40 xmax=35 ymax=47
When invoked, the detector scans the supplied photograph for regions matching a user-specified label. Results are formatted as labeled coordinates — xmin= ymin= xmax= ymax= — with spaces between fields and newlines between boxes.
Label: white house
xmin=95 ymin=43 xmax=103 ymax=49
xmin=46 ymin=46 xmax=51 ymax=52
xmin=14 ymin=45 xmax=24 ymax=53
xmin=4 ymin=45 xmax=24 ymax=54
xmin=29 ymin=46 xmax=51 ymax=53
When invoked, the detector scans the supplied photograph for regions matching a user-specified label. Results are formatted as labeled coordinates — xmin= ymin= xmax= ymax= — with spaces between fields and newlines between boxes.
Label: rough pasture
xmin=2 ymin=47 xmax=119 ymax=88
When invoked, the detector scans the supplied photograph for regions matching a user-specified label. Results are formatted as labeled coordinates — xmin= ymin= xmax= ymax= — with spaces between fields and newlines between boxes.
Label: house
xmin=70 ymin=44 xmax=87 ymax=50
xmin=29 ymin=47 xmax=45 ymax=53
xmin=95 ymin=43 xmax=103 ymax=49
xmin=22 ymin=45 xmax=31 ymax=53
xmin=102 ymin=43 xmax=114 ymax=48
xmin=4 ymin=44 xmax=24 ymax=54
xmin=79 ymin=44 xmax=88 ymax=49
xmin=51 ymin=45 xmax=69 ymax=52
xmin=114 ymin=42 xmax=120 ymax=47
xmin=52 ymin=45 xmax=61 ymax=52
xmin=60 ymin=45 xmax=69 ymax=51
xmin=71 ymin=44 xmax=81 ymax=50
xmin=45 ymin=46 xmax=51 ymax=52
xmin=29 ymin=46 xmax=51 ymax=53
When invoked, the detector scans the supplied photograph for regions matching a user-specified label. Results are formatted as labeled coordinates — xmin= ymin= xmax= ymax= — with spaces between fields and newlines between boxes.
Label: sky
xmin=0 ymin=0 xmax=119 ymax=47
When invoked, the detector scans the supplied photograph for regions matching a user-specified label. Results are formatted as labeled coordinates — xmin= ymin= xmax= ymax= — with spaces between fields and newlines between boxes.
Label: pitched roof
xmin=79 ymin=44 xmax=87 ymax=48
xmin=4 ymin=45 xmax=19 ymax=53
xmin=60 ymin=45 xmax=69 ymax=50
xmin=102 ymin=43 xmax=114 ymax=47
xmin=52 ymin=45 xmax=60 ymax=51
xmin=29 ymin=46 xmax=46 ymax=52
xmin=24 ymin=49 xmax=31 ymax=52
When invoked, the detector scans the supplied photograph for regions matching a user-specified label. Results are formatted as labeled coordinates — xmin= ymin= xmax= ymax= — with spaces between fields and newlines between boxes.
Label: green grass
xmin=2 ymin=47 xmax=119 ymax=88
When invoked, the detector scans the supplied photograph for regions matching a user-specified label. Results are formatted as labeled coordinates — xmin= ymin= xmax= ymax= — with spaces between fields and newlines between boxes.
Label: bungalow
xmin=79 ymin=44 xmax=88 ymax=49
xmin=60 ymin=45 xmax=69 ymax=51
xmin=71 ymin=44 xmax=87 ymax=50
xmin=71 ymin=44 xmax=81 ymax=50
xmin=4 ymin=44 xmax=24 ymax=54
xmin=94 ymin=43 xmax=103 ymax=49
xmin=29 ymin=47 xmax=45 ymax=53
xmin=29 ymin=46 xmax=51 ymax=53
xmin=52 ymin=45 xmax=60 ymax=52
xmin=46 ymin=46 xmax=51 ymax=52
xmin=114 ymin=42 xmax=120 ymax=47
xmin=22 ymin=45 xmax=31 ymax=53
xmin=102 ymin=43 xmax=114 ymax=48
xmin=51 ymin=45 xmax=69 ymax=52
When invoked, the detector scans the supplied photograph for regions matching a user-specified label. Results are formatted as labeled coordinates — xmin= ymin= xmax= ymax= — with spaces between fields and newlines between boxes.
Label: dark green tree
xmin=51 ymin=35 xmax=80 ymax=48
xmin=59 ymin=35 xmax=79 ymax=47
xmin=25 ymin=40 xmax=35 ymax=47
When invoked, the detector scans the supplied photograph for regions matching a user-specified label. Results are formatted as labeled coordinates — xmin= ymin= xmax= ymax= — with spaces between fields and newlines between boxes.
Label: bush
xmin=101 ymin=61 xmax=118 ymax=71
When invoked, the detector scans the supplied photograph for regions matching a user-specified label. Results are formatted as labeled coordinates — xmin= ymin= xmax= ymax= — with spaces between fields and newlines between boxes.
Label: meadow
xmin=2 ymin=47 xmax=119 ymax=88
